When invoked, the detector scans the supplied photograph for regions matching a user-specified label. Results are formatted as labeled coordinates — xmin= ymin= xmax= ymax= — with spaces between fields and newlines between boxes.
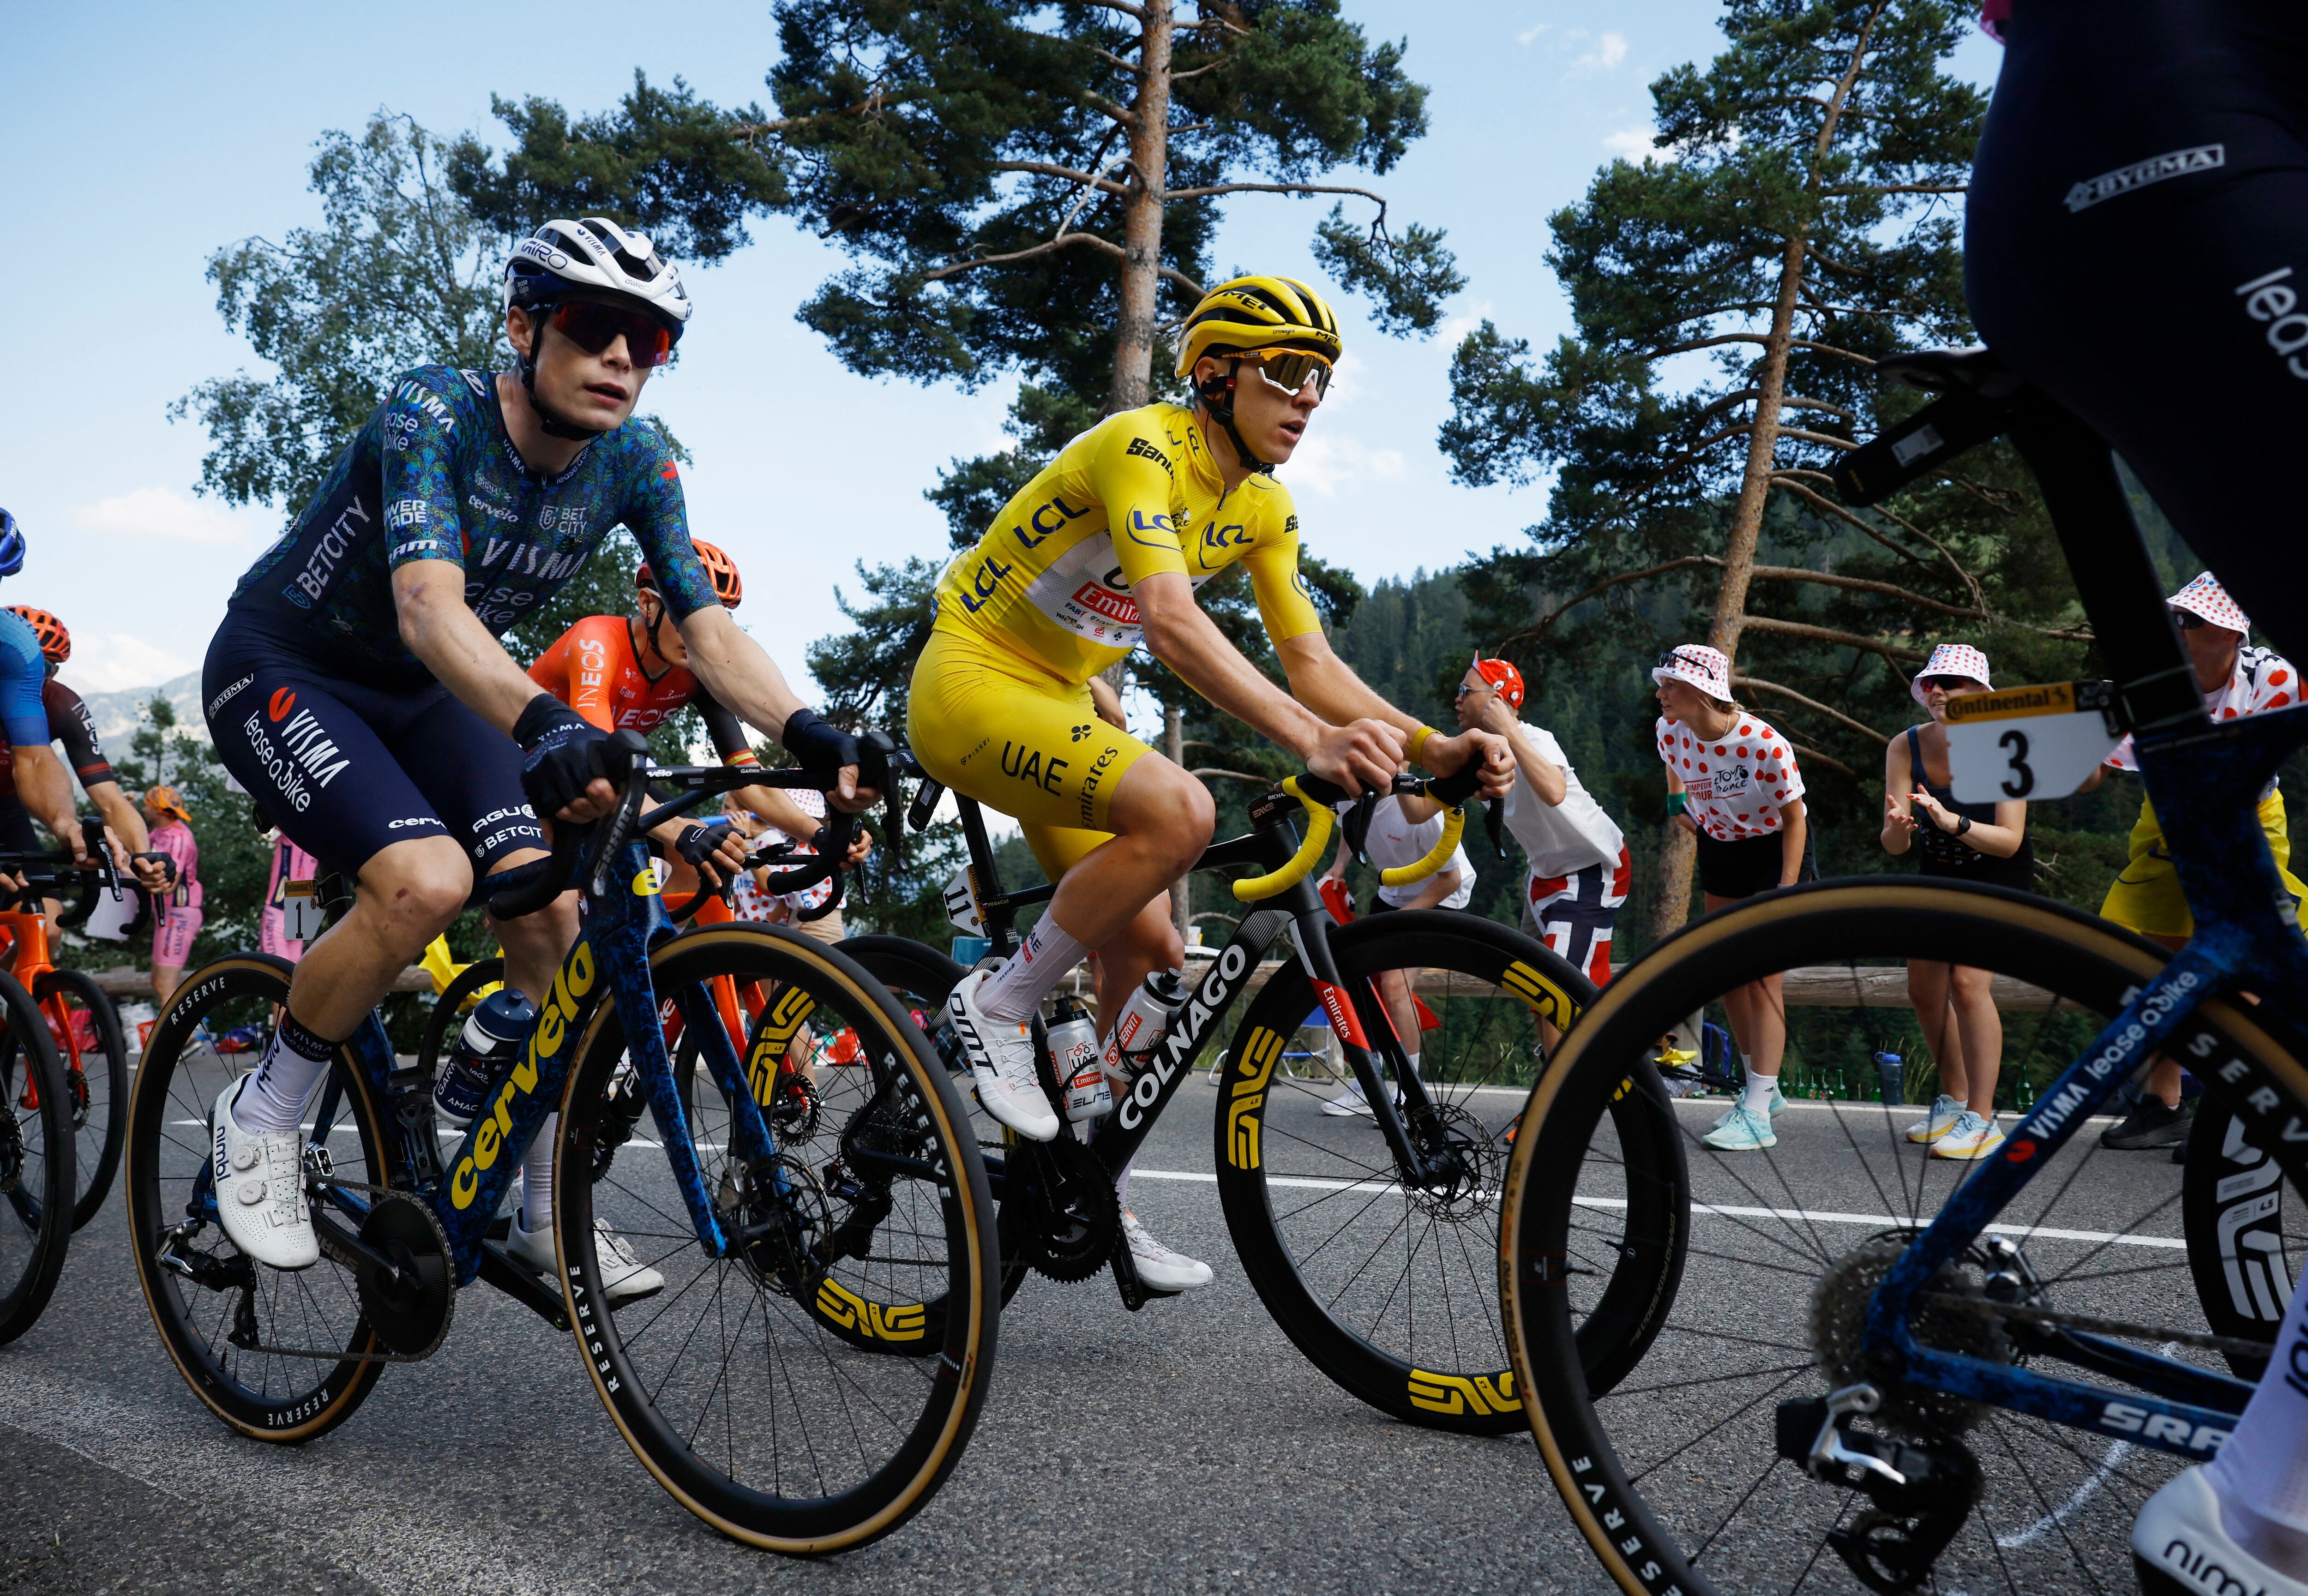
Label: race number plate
xmin=1944 ymin=681 xmax=2121 ymax=803
xmin=282 ymin=879 xmax=325 ymax=943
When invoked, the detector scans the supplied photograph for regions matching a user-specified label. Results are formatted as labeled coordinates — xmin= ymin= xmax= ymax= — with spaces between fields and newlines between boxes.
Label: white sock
xmin=1402 ymin=1050 xmax=1421 ymax=1080
xmin=1741 ymin=1071 xmax=1777 ymax=1116
xmin=521 ymin=1114 xmax=555 ymax=1233
xmin=978 ymin=915 xmax=1092 ymax=1023
xmin=234 ymin=1012 xmax=339 ymax=1135
xmin=2208 ymin=1265 xmax=2308 ymax=1536
xmin=1115 ymin=1155 xmax=1133 ymax=1211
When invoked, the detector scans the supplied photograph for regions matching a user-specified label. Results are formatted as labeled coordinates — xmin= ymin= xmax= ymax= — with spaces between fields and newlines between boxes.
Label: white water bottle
xmin=1100 ymin=968 xmax=1190 ymax=1096
xmin=1047 ymin=995 xmax=1108 ymax=1122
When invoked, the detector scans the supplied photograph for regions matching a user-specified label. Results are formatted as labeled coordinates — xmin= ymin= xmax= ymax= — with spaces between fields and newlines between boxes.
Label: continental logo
xmin=1226 ymin=1026 xmax=1285 ymax=1169
xmin=1501 ymin=960 xmax=1578 ymax=1028
xmin=748 ymin=986 xmax=817 ymax=1106
xmin=1943 ymin=681 xmax=2079 ymax=725
xmin=1408 ymin=1367 xmax=1517 ymax=1417
xmin=451 ymin=939 xmax=595 ymax=1209
xmin=815 ymin=1278 xmax=927 ymax=1342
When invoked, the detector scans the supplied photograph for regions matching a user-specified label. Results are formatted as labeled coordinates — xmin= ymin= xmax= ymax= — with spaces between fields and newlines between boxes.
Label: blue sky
xmin=2 ymin=2 xmax=2001 ymax=700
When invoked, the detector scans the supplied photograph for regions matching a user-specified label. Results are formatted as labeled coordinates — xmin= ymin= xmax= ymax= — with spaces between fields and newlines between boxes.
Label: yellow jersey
xmin=931 ymin=402 xmax=1324 ymax=684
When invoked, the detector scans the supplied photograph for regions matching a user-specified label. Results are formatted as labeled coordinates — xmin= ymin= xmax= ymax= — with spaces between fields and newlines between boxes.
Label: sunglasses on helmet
xmin=548 ymin=301 xmax=676 ymax=367
xmin=1235 ymin=348 xmax=1334 ymax=399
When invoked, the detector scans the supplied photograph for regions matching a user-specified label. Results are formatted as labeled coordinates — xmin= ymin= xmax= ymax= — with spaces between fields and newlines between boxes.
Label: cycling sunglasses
xmin=549 ymin=300 xmax=677 ymax=367
xmin=1917 ymin=674 xmax=1981 ymax=693
xmin=1235 ymin=348 xmax=1334 ymax=399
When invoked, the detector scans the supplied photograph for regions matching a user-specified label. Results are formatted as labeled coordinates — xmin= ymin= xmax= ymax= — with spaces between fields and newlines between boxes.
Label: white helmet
xmin=504 ymin=217 xmax=691 ymax=329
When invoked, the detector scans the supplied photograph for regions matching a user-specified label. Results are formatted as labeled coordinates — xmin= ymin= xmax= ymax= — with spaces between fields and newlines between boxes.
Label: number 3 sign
xmin=1943 ymin=682 xmax=2122 ymax=803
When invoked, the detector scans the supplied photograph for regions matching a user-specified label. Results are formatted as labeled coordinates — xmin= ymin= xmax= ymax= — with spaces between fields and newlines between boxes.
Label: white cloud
xmin=1574 ymin=31 xmax=1629 ymax=72
xmin=1370 ymin=449 xmax=1406 ymax=480
xmin=1439 ymin=300 xmax=1496 ymax=344
xmin=1604 ymin=125 xmax=1658 ymax=159
xmin=62 ymin=631 xmax=198 ymax=694
xmin=71 ymin=486 xmax=258 ymax=545
xmin=1517 ymin=22 xmax=1550 ymax=45
xmin=1287 ymin=431 xmax=1414 ymax=498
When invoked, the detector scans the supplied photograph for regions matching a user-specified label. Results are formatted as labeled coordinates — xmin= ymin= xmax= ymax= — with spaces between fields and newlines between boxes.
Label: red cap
xmin=1472 ymin=654 xmax=1525 ymax=710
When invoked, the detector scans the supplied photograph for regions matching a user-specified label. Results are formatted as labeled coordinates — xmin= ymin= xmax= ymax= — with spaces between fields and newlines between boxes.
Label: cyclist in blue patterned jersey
xmin=200 ymin=219 xmax=868 ymax=1298
xmin=0 ymin=521 xmax=121 ymax=894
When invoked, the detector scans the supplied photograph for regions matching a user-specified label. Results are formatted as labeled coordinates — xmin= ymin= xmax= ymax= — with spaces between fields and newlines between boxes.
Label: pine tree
xmin=1439 ymin=0 xmax=2081 ymax=935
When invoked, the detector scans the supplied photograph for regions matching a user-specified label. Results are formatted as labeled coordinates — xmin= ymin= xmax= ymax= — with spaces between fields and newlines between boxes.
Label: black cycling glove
xmin=514 ymin=694 xmax=609 ymax=820
xmin=674 ymin=820 xmax=736 ymax=872
xmin=783 ymin=708 xmax=859 ymax=777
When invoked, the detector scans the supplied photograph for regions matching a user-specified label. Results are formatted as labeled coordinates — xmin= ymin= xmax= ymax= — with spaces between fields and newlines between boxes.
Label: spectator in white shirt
xmin=1316 ymin=784 xmax=1473 ymax=1117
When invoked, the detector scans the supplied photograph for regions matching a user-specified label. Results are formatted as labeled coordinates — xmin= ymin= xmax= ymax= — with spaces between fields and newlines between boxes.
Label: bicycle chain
xmin=220 ymin=1167 xmax=456 ymax=1365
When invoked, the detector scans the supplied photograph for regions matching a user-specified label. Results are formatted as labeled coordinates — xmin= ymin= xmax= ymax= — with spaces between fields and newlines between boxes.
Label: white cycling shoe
xmin=210 ymin=1078 xmax=319 ymax=1270
xmin=1122 ymin=1211 xmax=1212 ymax=1292
xmin=1320 ymin=1081 xmax=1373 ymax=1117
xmin=505 ymin=1207 xmax=665 ymax=1307
xmin=2134 ymin=1466 xmax=2308 ymax=1596
xmin=947 ymin=968 xmax=1059 ymax=1142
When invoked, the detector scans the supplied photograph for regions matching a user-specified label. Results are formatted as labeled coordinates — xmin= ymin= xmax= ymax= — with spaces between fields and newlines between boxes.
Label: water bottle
xmin=1100 ymin=968 xmax=1190 ymax=1096
xmin=1874 ymin=1050 xmax=1905 ymax=1107
xmin=434 ymin=989 xmax=539 ymax=1128
xmin=1046 ymin=995 xmax=1108 ymax=1122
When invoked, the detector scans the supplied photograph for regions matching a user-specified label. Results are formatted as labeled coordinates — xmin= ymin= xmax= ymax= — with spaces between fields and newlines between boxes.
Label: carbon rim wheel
xmin=124 ymin=955 xmax=392 ymax=1441
xmin=37 ymin=968 xmax=129 ymax=1230
xmin=1500 ymin=882 xmax=2308 ymax=1596
xmin=0 ymin=968 xmax=72 ymax=1346
xmin=1212 ymin=911 xmax=1668 ymax=1435
xmin=558 ymin=923 xmax=998 ymax=1553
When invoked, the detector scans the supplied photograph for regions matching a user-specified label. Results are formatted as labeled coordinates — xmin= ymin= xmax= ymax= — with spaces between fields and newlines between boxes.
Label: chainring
xmin=354 ymin=1191 xmax=455 ymax=1359
xmin=1810 ymin=1232 xmax=2011 ymax=1436
xmin=1005 ymin=1136 xmax=1118 ymax=1284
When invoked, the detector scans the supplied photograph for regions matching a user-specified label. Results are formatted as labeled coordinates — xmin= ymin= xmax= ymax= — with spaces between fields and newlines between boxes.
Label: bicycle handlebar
xmin=0 ymin=820 xmax=126 ymax=927
xmin=1232 ymin=766 xmax=1485 ymax=902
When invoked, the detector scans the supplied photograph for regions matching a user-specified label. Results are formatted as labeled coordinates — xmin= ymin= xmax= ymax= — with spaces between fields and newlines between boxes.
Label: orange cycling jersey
xmin=527 ymin=614 xmax=754 ymax=763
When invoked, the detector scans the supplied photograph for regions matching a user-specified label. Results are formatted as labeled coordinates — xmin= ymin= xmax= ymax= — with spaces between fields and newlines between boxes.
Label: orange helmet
xmin=636 ymin=539 xmax=742 ymax=609
xmin=7 ymin=606 xmax=68 ymax=665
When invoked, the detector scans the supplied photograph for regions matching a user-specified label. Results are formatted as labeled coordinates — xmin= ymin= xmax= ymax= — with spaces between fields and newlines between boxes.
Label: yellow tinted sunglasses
xmin=1234 ymin=347 xmax=1335 ymax=398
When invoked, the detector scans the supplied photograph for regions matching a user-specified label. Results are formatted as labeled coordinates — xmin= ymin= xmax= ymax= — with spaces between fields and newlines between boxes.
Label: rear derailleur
xmin=1775 ymin=1385 xmax=1981 ymax=1595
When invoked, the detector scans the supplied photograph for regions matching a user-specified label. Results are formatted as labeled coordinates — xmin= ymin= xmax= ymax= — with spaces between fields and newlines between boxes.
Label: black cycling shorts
xmin=1695 ymin=828 xmax=1817 ymax=902
xmin=1967 ymin=0 xmax=2308 ymax=660
xmin=202 ymin=610 xmax=543 ymax=886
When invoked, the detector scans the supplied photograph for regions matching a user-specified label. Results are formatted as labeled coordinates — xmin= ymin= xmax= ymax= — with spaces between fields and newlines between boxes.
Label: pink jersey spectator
xmin=149 ymin=818 xmax=202 ymax=968
xmin=1656 ymin=714 xmax=1805 ymax=842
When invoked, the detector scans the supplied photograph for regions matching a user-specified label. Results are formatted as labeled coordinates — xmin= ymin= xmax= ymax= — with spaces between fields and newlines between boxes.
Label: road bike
xmin=744 ymin=762 xmax=1686 ymax=1436
xmin=124 ymin=734 xmax=998 ymax=1553
xmin=1498 ymin=348 xmax=2308 ymax=1594
xmin=0 ymin=843 xmax=124 ymax=1342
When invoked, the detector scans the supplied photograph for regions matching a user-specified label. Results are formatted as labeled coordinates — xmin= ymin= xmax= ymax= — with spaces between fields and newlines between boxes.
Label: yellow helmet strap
xmin=1193 ymin=357 xmax=1274 ymax=475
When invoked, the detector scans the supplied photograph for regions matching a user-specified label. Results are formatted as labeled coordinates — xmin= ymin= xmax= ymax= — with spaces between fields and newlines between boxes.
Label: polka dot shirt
xmin=2106 ymin=646 xmax=2300 ymax=775
xmin=1656 ymin=713 xmax=1806 ymax=843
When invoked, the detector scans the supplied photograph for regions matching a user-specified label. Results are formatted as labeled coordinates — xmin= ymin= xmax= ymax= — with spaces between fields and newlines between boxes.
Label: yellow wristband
xmin=1408 ymin=725 xmax=1438 ymax=764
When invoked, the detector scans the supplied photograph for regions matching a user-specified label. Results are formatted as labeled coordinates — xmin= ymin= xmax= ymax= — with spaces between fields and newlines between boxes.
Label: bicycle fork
xmin=1283 ymin=911 xmax=1454 ymax=1187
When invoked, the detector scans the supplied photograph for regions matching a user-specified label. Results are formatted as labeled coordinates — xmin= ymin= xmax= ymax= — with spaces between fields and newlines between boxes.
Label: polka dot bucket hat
xmin=1652 ymin=643 xmax=1733 ymax=702
xmin=1911 ymin=642 xmax=1993 ymax=707
xmin=2168 ymin=571 xmax=2251 ymax=636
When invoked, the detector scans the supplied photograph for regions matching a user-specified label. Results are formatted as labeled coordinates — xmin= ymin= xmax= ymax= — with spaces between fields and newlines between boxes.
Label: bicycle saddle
xmin=1873 ymin=346 xmax=2032 ymax=400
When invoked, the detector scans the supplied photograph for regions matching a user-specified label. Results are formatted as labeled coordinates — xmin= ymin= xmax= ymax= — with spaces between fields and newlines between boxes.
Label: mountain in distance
xmin=66 ymin=670 xmax=206 ymax=747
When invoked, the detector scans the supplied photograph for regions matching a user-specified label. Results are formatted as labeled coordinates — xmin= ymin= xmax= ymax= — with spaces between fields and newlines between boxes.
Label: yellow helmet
xmin=1173 ymin=275 xmax=1343 ymax=378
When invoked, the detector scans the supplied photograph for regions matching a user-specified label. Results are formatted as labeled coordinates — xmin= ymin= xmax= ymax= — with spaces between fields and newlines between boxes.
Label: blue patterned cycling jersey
xmin=0 ymin=611 xmax=45 ymax=747
xmin=228 ymin=366 xmax=718 ymax=681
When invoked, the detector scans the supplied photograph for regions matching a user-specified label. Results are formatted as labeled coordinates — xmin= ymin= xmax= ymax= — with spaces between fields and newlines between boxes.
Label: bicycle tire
xmin=1213 ymin=911 xmax=1677 ymax=1436
xmin=0 ymin=967 xmax=72 ymax=1344
xmin=416 ymin=955 xmax=505 ymax=1083
xmin=836 ymin=935 xmax=1032 ymax=1310
xmin=124 ymin=954 xmax=394 ymax=1441
xmin=1500 ymin=881 xmax=2308 ymax=1596
xmin=2182 ymin=1098 xmax=2302 ymax=1381
xmin=37 ymin=968 xmax=129 ymax=1230
xmin=555 ymin=922 xmax=999 ymax=1553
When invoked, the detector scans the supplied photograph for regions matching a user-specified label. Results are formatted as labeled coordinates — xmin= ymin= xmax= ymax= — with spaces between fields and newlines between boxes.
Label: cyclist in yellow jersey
xmin=912 ymin=275 xmax=1512 ymax=1290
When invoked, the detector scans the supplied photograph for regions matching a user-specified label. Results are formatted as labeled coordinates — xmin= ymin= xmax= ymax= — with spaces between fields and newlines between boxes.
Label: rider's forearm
xmin=394 ymin=564 xmax=554 ymax=734
xmin=1143 ymin=594 xmax=1328 ymax=759
xmin=675 ymin=607 xmax=809 ymax=741
xmin=91 ymin=782 xmax=148 ymax=856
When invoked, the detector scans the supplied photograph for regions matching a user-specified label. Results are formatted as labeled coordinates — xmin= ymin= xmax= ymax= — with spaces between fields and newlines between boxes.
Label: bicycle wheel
xmin=37 ymin=968 xmax=129 ymax=1229
xmin=1213 ymin=910 xmax=1674 ymax=1435
xmin=416 ymin=955 xmax=505 ymax=1082
xmin=124 ymin=955 xmax=394 ymax=1441
xmin=836 ymin=935 xmax=1032 ymax=1308
xmin=1500 ymin=881 xmax=2308 ymax=1596
xmin=2182 ymin=1098 xmax=2303 ymax=1380
xmin=556 ymin=922 xmax=998 ymax=1553
xmin=0 ymin=968 xmax=72 ymax=1344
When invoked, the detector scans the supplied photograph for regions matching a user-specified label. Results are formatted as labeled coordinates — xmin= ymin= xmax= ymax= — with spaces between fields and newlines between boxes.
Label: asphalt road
xmin=0 ymin=1080 xmax=2217 ymax=1596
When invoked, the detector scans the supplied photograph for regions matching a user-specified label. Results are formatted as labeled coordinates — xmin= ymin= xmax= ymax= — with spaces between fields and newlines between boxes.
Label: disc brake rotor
xmin=1403 ymin=1101 xmax=1504 ymax=1221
